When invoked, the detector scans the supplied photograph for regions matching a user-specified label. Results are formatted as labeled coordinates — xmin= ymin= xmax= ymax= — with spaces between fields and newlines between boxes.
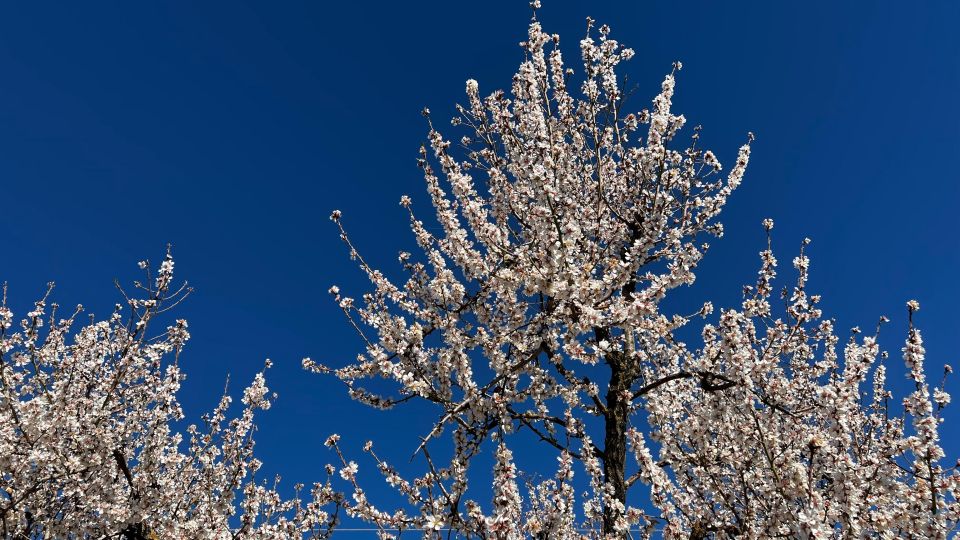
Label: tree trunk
xmin=602 ymin=352 xmax=630 ymax=536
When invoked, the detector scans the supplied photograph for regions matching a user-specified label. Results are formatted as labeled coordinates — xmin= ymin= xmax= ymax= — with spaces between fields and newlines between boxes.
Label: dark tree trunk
xmin=119 ymin=522 xmax=152 ymax=540
xmin=602 ymin=352 xmax=630 ymax=536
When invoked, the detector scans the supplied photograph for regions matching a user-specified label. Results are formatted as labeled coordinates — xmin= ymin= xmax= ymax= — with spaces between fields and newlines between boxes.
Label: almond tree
xmin=0 ymin=250 xmax=341 ymax=539
xmin=634 ymin=226 xmax=959 ymax=538
xmin=315 ymin=6 xmax=959 ymax=539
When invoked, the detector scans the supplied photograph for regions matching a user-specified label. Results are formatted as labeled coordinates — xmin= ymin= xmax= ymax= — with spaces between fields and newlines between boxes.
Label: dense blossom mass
xmin=0 ymin=251 xmax=341 ymax=539
xmin=314 ymin=8 xmax=960 ymax=540
xmin=1 ymin=7 xmax=957 ymax=540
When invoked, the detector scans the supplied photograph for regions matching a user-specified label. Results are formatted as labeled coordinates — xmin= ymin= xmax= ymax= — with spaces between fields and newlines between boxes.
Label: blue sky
xmin=1 ymin=0 xmax=958 ymax=525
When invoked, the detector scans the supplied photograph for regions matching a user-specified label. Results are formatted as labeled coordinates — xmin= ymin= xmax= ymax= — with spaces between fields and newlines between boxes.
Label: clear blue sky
xmin=1 ymin=0 xmax=957 ymax=522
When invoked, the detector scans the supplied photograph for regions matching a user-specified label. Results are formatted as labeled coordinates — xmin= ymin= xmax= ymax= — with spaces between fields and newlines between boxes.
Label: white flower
xmin=339 ymin=461 xmax=358 ymax=481
xmin=424 ymin=514 xmax=443 ymax=530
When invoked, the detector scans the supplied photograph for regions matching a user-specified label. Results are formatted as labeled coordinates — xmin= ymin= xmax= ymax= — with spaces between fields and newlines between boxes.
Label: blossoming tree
xmin=3 ymin=6 xmax=957 ymax=540
xmin=315 ymin=6 xmax=960 ymax=539
xmin=0 ymin=250 xmax=341 ymax=539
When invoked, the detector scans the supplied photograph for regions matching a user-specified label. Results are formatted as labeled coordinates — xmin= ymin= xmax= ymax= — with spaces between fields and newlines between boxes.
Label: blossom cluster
xmin=0 ymin=250 xmax=341 ymax=539
xmin=636 ymin=238 xmax=959 ymax=538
